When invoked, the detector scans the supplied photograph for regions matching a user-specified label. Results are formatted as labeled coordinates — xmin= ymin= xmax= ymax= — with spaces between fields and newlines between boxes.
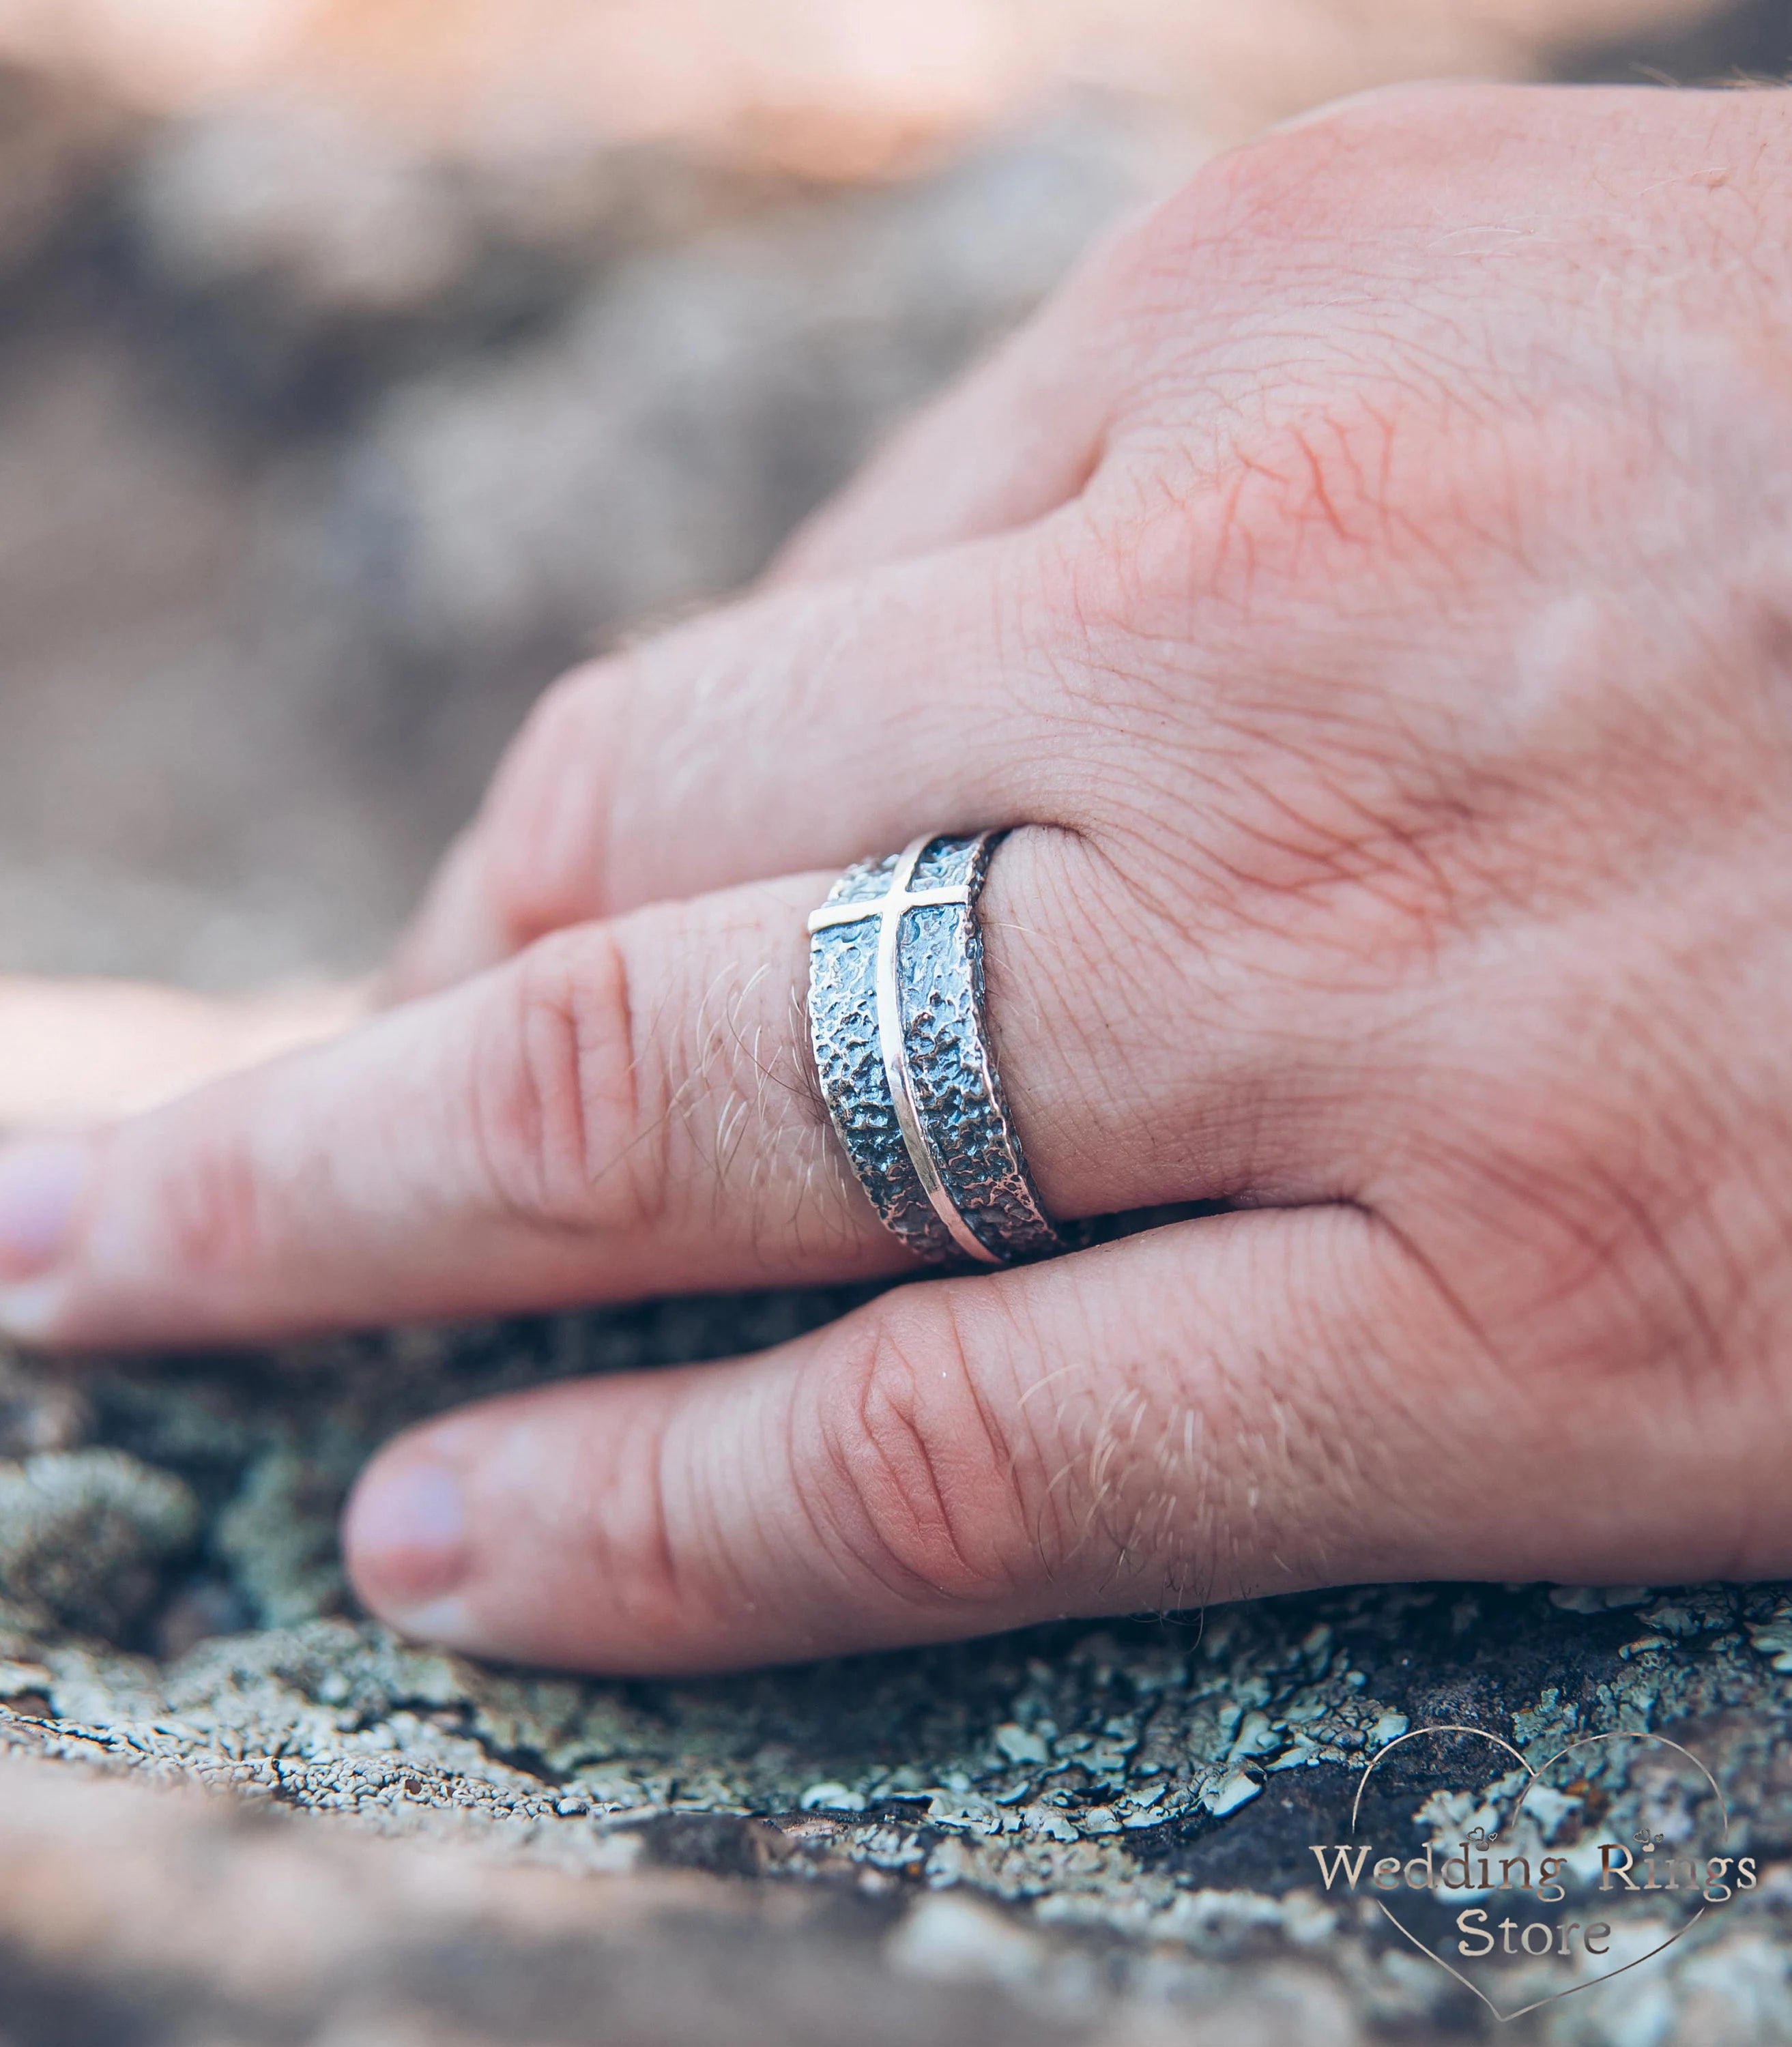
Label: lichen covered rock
xmin=0 ymin=1447 xmax=198 ymax=1641
xmin=3 ymin=1311 xmax=1792 ymax=2042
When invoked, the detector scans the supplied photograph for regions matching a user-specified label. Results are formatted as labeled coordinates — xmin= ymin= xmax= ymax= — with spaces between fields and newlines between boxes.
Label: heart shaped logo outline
xmin=1348 ymin=1724 xmax=1728 ymax=2024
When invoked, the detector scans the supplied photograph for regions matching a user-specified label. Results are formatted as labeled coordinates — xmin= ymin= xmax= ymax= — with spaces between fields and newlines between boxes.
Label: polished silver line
xmin=807 ymin=884 xmax=970 ymax=934
xmin=874 ymin=836 xmax=998 ymax=1266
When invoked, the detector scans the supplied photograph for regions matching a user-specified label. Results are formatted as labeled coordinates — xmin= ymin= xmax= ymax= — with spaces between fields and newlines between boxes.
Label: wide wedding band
xmin=807 ymin=832 xmax=1062 ymax=1266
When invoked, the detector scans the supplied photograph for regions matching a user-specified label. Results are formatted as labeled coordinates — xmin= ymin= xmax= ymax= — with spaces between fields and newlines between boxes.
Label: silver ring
xmin=807 ymin=831 xmax=1063 ymax=1266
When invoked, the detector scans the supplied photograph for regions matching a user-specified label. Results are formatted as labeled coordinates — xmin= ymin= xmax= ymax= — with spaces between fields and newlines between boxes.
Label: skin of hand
xmin=0 ymin=978 xmax=371 ymax=1131
xmin=1 ymin=81 xmax=1790 ymax=1675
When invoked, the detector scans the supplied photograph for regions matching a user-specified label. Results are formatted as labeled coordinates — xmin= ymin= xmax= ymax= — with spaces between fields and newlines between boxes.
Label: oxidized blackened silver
xmin=807 ymin=832 xmax=1061 ymax=1266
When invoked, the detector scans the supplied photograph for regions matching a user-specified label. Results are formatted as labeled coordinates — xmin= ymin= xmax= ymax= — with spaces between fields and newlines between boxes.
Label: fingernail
xmin=0 ymin=1279 xmax=61 ymax=1346
xmin=0 ymin=1138 xmax=88 ymax=1282
xmin=344 ymin=1458 xmax=472 ymax=1629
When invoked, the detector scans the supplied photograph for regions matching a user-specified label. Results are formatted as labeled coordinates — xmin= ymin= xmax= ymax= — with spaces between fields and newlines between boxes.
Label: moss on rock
xmin=2 ymin=1309 xmax=1792 ymax=2040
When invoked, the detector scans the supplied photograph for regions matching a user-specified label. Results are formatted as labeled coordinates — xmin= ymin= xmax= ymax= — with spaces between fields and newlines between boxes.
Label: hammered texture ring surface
xmin=807 ymin=832 xmax=1062 ymax=1266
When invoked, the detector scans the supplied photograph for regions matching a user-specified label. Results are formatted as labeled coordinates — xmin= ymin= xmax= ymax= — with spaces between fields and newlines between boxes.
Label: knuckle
xmin=154 ymin=1117 xmax=273 ymax=1279
xmin=480 ymin=659 xmax=624 ymax=940
xmin=805 ymin=1295 xmax=1041 ymax=1610
xmin=467 ymin=927 xmax=665 ymax=1238
xmin=1213 ymin=81 xmax=1509 ymax=229
xmin=1136 ymin=401 xmax=1423 ymax=633
xmin=1405 ymin=1006 xmax=1776 ymax=1389
xmin=1265 ymin=78 xmax=1504 ymax=154
xmin=571 ymin=1397 xmax=698 ymax=1641
xmin=1114 ymin=80 xmax=1487 ymax=297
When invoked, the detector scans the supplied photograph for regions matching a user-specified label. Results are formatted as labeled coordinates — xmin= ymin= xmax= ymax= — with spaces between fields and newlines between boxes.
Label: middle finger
xmin=388 ymin=532 xmax=1075 ymax=1001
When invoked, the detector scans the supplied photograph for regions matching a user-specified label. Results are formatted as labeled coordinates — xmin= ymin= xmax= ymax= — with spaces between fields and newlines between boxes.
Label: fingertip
xmin=343 ymin=1450 xmax=474 ymax=1638
xmin=0 ymin=1135 xmax=90 ymax=1348
xmin=0 ymin=1136 xmax=89 ymax=1281
xmin=371 ymin=1591 xmax=484 ymax=1653
xmin=0 ymin=1277 xmax=64 ymax=1348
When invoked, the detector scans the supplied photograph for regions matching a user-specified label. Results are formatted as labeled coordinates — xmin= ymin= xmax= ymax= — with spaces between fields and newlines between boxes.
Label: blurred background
xmin=0 ymin=0 xmax=1783 ymax=990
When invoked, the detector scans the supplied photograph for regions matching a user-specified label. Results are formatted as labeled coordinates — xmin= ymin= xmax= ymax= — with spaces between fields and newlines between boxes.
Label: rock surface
xmin=0 ymin=1745 xmax=1209 ymax=2047
xmin=3 ymin=1314 xmax=1792 ymax=2043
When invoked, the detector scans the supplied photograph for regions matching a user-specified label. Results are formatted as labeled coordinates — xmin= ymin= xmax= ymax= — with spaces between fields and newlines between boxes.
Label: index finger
xmin=0 ymin=977 xmax=367 ymax=1132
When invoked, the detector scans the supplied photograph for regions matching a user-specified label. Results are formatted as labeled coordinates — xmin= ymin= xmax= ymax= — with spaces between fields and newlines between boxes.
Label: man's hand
xmin=3 ymin=84 xmax=1792 ymax=1674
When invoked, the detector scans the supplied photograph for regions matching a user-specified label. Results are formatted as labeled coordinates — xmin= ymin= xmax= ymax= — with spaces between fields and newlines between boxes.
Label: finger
xmin=385 ymin=525 xmax=1074 ymax=1003
xmin=333 ymin=1201 xmax=1662 ymax=1676
xmin=387 ymin=184 xmax=1179 ymax=1007
xmin=0 ymin=833 xmax=1341 ymax=1350
xmin=346 ymin=1201 xmax=1787 ymax=1674
xmin=764 ymin=179 xmax=1187 ymax=586
xmin=0 ymin=877 xmax=865 ymax=1349
xmin=762 ymin=265 xmax=1116 ymax=587
xmin=0 ymin=977 xmax=368 ymax=1132
xmin=337 ymin=1212 xmax=1381 ymax=1672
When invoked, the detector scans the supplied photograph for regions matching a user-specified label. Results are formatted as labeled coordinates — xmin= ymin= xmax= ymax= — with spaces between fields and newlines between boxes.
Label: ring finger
xmin=0 ymin=830 xmax=1346 ymax=1349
